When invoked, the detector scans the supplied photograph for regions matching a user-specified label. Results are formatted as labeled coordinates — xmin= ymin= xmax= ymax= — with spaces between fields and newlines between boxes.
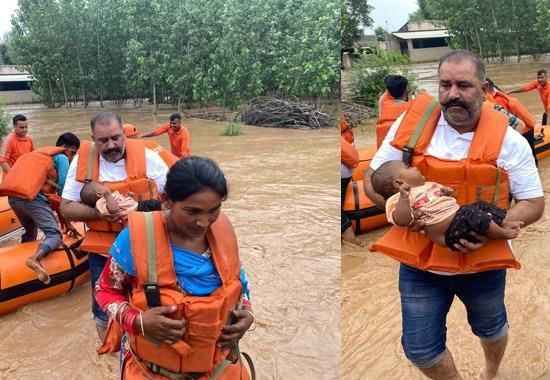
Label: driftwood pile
xmin=341 ymin=99 xmax=375 ymax=128
xmin=238 ymin=97 xmax=335 ymax=129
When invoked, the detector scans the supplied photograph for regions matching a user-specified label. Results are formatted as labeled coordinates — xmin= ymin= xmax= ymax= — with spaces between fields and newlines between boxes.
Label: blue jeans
xmin=89 ymin=253 xmax=109 ymax=327
xmin=399 ymin=264 xmax=508 ymax=368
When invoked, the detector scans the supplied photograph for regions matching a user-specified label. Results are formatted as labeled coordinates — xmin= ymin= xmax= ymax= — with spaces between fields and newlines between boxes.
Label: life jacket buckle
xmin=150 ymin=363 xmax=160 ymax=374
xmin=402 ymin=146 xmax=414 ymax=166
xmin=144 ymin=282 xmax=161 ymax=308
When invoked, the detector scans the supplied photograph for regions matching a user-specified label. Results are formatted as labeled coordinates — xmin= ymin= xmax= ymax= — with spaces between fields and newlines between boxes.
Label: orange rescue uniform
xmin=152 ymin=123 xmax=190 ymax=158
xmin=522 ymin=79 xmax=550 ymax=111
xmin=0 ymin=132 xmax=35 ymax=171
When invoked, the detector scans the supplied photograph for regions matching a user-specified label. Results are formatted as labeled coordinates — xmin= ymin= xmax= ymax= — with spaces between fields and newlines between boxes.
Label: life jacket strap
xmin=144 ymin=212 xmax=161 ymax=308
xmin=402 ymin=98 xmax=439 ymax=166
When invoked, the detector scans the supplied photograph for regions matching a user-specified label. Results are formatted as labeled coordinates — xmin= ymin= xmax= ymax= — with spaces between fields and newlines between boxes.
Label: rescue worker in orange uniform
xmin=364 ymin=50 xmax=544 ymax=380
xmin=0 ymin=114 xmax=35 ymax=173
xmin=507 ymin=69 xmax=550 ymax=126
xmin=0 ymin=133 xmax=80 ymax=284
xmin=486 ymin=78 xmax=538 ymax=162
xmin=141 ymin=113 xmax=190 ymax=158
xmin=123 ymin=124 xmax=178 ymax=168
xmin=59 ymin=112 xmax=169 ymax=342
xmin=376 ymin=75 xmax=412 ymax=148
xmin=95 ymin=156 xmax=254 ymax=379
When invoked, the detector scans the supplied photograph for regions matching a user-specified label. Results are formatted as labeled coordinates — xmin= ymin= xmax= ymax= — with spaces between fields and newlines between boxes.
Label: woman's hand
xmin=138 ymin=306 xmax=186 ymax=345
xmin=218 ymin=309 xmax=254 ymax=348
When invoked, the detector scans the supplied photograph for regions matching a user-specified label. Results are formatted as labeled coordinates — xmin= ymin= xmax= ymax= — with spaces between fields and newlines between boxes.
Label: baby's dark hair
xmin=371 ymin=161 xmax=403 ymax=199
xmin=80 ymin=182 xmax=104 ymax=208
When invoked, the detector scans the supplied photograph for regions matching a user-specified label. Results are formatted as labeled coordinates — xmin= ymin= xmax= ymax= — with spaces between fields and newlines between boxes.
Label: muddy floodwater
xmin=343 ymin=57 xmax=550 ymax=379
xmin=0 ymin=105 xmax=340 ymax=379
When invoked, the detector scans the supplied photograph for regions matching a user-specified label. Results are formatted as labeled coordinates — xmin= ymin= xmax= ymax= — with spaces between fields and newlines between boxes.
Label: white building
xmin=0 ymin=65 xmax=38 ymax=104
xmin=386 ymin=21 xmax=452 ymax=63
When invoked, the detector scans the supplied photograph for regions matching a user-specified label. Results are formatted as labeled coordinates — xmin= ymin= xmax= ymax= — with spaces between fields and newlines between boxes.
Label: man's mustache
xmin=105 ymin=147 xmax=122 ymax=155
xmin=441 ymin=100 xmax=470 ymax=109
xmin=442 ymin=100 xmax=469 ymax=109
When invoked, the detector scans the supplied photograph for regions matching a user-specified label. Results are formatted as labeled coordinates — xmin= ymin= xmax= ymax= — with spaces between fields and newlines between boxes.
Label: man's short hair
xmin=537 ymin=69 xmax=547 ymax=76
xmin=438 ymin=50 xmax=486 ymax=82
xmin=170 ymin=113 xmax=181 ymax=122
xmin=385 ymin=75 xmax=408 ymax=99
xmin=56 ymin=132 xmax=80 ymax=149
xmin=12 ymin=114 xmax=27 ymax=125
xmin=90 ymin=112 xmax=123 ymax=132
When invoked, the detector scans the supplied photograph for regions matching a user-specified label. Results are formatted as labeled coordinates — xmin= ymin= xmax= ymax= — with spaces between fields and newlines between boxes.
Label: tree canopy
xmin=410 ymin=0 xmax=550 ymax=62
xmin=341 ymin=0 xmax=373 ymax=48
xmin=7 ymin=0 xmax=340 ymax=110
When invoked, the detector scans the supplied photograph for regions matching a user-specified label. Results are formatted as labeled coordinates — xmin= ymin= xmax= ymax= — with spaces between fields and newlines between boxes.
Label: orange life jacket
xmin=371 ymin=92 xmax=521 ymax=273
xmin=143 ymin=140 xmax=179 ymax=168
xmin=340 ymin=107 xmax=354 ymax=144
xmin=0 ymin=146 xmax=66 ymax=200
xmin=341 ymin=137 xmax=359 ymax=169
xmin=493 ymin=92 xmax=536 ymax=131
xmin=376 ymin=101 xmax=412 ymax=148
xmin=100 ymin=211 xmax=245 ymax=379
xmin=76 ymin=139 xmax=159 ymax=254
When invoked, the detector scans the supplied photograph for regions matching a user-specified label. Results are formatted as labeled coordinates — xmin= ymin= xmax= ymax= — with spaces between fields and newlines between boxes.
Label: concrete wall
xmin=0 ymin=90 xmax=40 ymax=104
xmin=408 ymin=46 xmax=452 ymax=63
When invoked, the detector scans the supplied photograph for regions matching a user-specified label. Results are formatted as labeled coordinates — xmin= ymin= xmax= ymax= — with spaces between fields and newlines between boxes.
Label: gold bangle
xmin=242 ymin=309 xmax=256 ymax=331
xmin=139 ymin=312 xmax=145 ymax=336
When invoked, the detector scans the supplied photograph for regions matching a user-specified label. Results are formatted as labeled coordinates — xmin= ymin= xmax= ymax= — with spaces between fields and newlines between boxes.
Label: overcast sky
xmin=0 ymin=0 xmax=18 ymax=39
xmin=365 ymin=0 xmax=419 ymax=34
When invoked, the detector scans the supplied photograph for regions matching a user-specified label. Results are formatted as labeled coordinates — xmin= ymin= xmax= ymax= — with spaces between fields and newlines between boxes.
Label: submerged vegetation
xmin=220 ymin=121 xmax=244 ymax=136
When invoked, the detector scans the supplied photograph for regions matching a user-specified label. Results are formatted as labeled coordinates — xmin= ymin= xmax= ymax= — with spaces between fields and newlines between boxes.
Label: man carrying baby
xmin=59 ymin=112 xmax=168 ymax=342
xmin=364 ymin=50 xmax=544 ymax=380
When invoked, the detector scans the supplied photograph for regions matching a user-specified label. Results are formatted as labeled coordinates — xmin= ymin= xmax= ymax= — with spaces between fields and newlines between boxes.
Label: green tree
xmin=341 ymin=0 xmax=373 ymax=48
xmin=374 ymin=26 xmax=386 ymax=42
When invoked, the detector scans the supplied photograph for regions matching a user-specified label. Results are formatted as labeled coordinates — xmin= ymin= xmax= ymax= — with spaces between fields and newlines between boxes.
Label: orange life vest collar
xmin=390 ymin=92 xmax=508 ymax=164
xmin=75 ymin=139 xmax=148 ymax=182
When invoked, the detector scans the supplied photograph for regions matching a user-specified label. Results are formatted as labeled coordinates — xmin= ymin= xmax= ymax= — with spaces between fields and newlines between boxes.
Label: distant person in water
xmin=507 ymin=69 xmax=550 ymax=126
xmin=141 ymin=113 xmax=190 ymax=158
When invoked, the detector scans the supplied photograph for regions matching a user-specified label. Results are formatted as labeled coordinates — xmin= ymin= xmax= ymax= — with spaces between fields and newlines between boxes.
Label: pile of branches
xmin=238 ymin=97 xmax=335 ymax=129
xmin=341 ymin=99 xmax=375 ymax=128
xmin=184 ymin=111 xmax=231 ymax=122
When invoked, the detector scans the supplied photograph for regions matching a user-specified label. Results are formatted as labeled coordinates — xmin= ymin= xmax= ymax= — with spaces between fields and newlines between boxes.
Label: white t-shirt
xmin=371 ymin=110 xmax=543 ymax=200
xmin=62 ymin=148 xmax=169 ymax=202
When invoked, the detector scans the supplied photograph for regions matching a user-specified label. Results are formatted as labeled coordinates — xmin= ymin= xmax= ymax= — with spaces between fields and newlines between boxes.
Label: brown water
xmin=342 ymin=57 xmax=550 ymax=380
xmin=0 ymin=105 xmax=340 ymax=379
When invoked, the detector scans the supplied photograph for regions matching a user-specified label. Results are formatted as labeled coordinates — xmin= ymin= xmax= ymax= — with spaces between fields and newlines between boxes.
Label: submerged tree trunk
xmin=48 ymin=78 xmax=55 ymax=108
xmin=60 ymin=71 xmax=69 ymax=109
xmin=315 ymin=95 xmax=321 ymax=110
xmin=76 ymin=53 xmax=87 ymax=109
xmin=152 ymin=81 xmax=157 ymax=115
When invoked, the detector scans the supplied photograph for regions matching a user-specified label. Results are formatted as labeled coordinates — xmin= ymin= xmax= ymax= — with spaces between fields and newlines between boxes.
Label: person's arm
xmin=502 ymin=197 xmax=544 ymax=228
xmin=182 ymin=127 xmax=190 ymax=157
xmin=507 ymin=87 xmax=525 ymax=95
xmin=219 ymin=267 xmax=254 ymax=348
xmin=0 ymin=162 xmax=10 ymax=172
xmin=391 ymin=184 xmax=414 ymax=227
xmin=141 ymin=124 xmax=168 ymax=138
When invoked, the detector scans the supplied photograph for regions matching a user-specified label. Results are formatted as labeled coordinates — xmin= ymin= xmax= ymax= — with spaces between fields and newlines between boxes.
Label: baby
xmin=79 ymin=182 xmax=162 ymax=217
xmin=371 ymin=160 xmax=522 ymax=250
